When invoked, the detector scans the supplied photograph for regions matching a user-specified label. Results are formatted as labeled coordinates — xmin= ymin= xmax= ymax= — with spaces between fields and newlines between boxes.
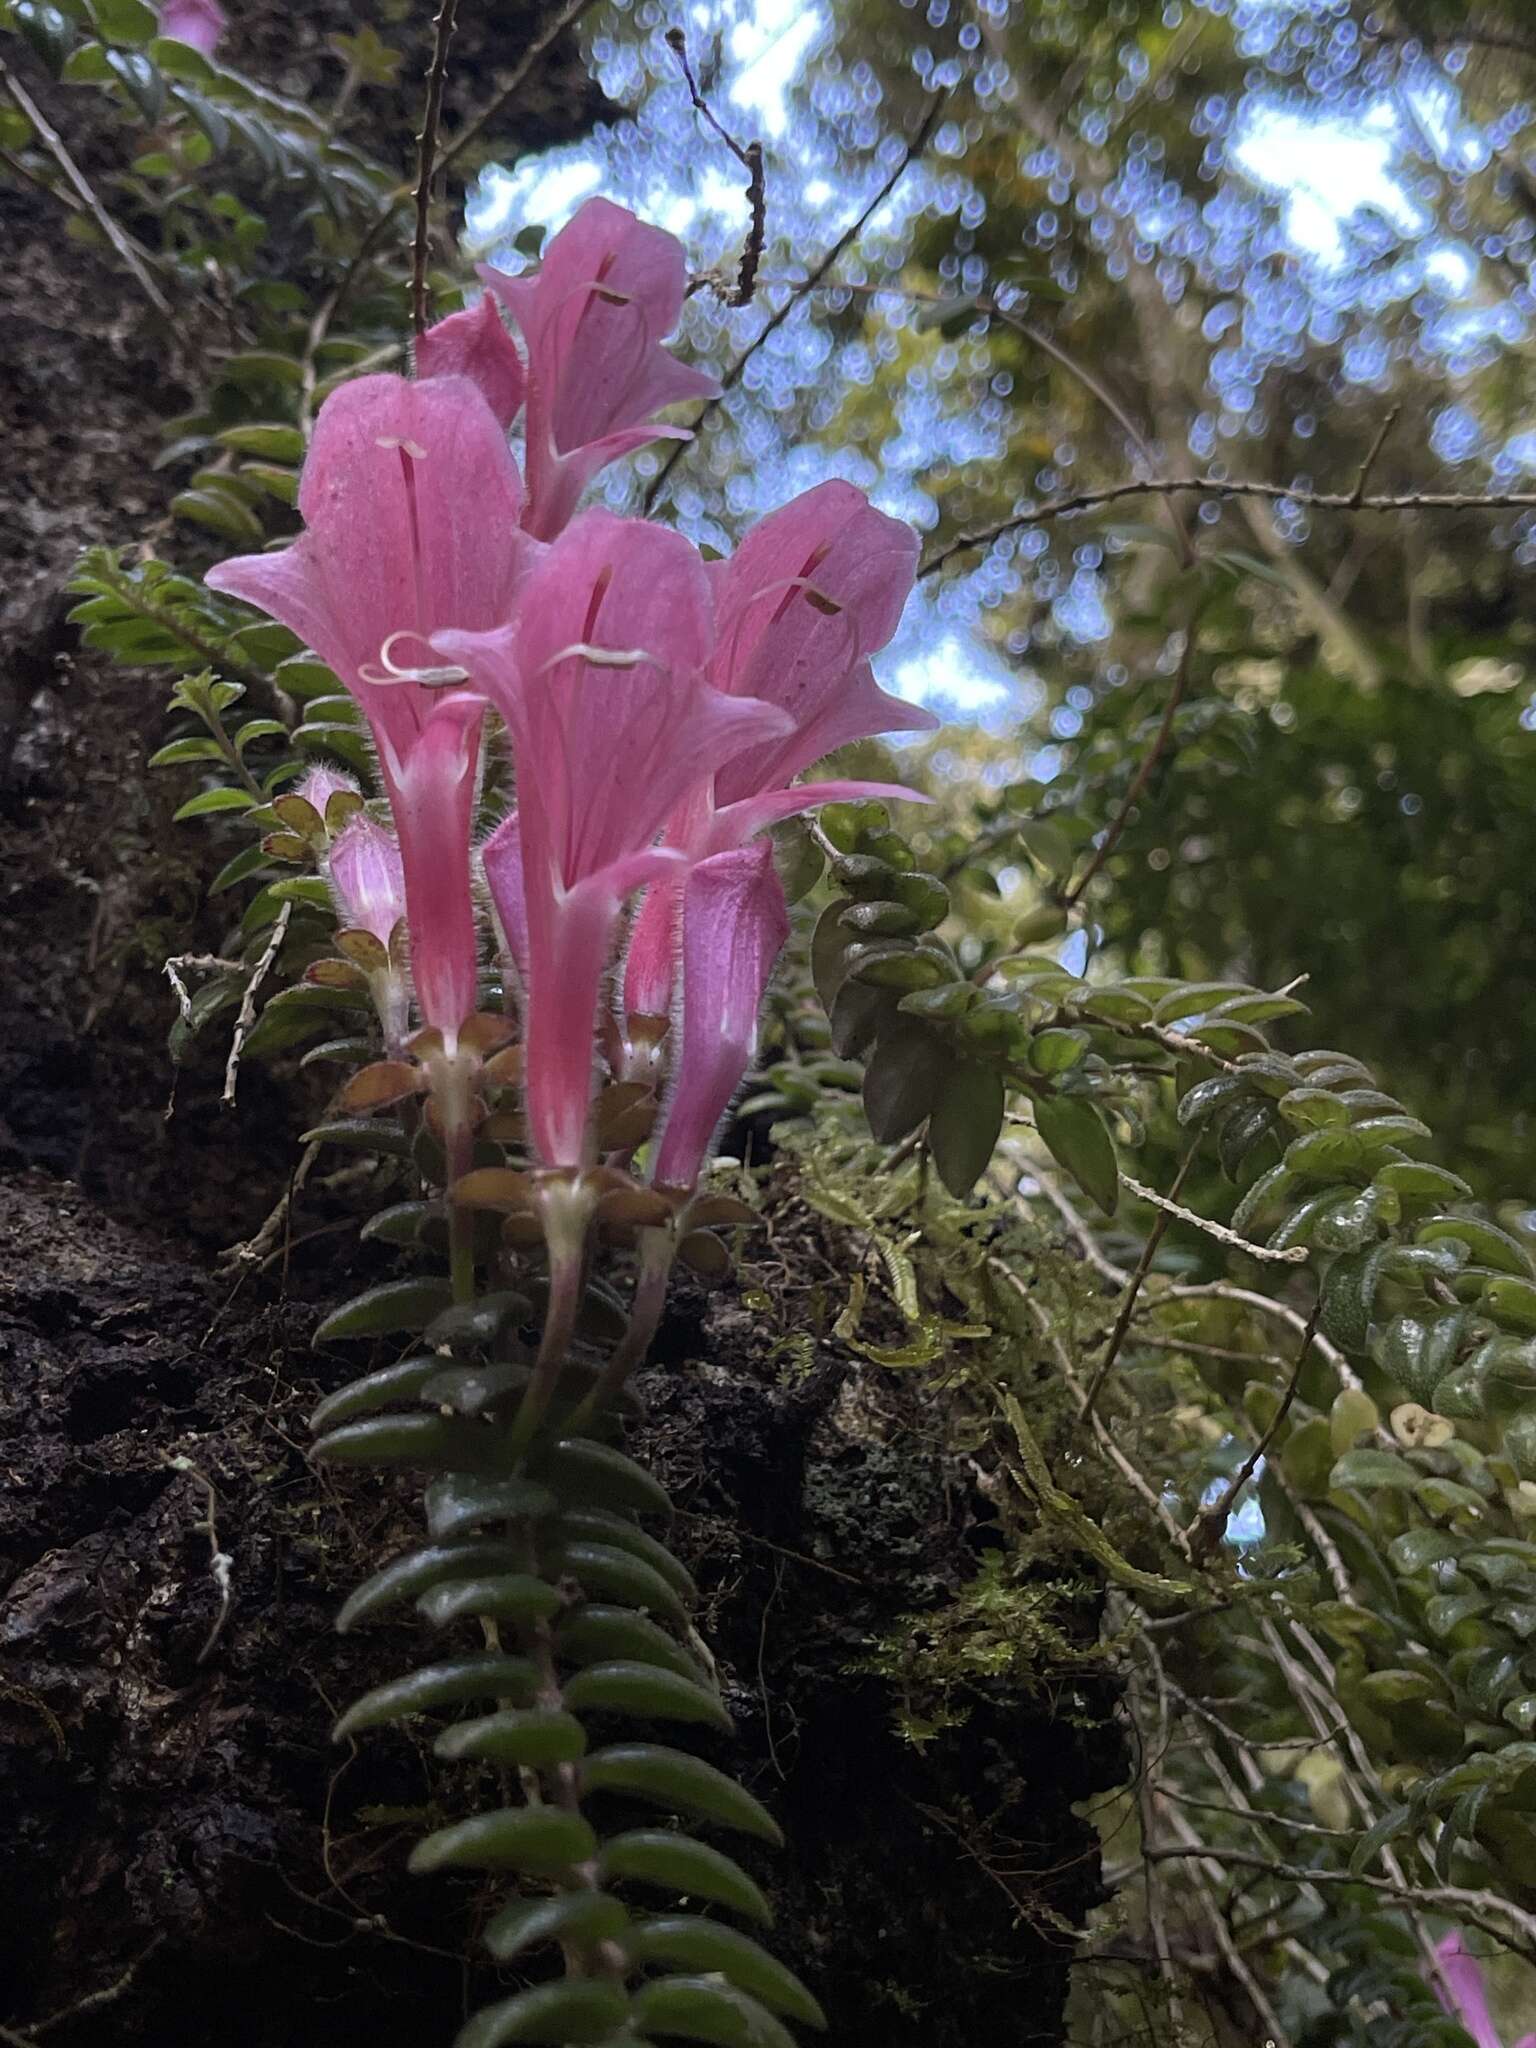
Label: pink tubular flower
xmin=652 ymin=841 xmax=789 ymax=1192
xmin=327 ymin=811 xmax=405 ymax=950
xmin=157 ymin=0 xmax=226 ymax=56
xmin=435 ymin=511 xmax=789 ymax=1169
xmin=415 ymin=296 xmax=526 ymax=430
xmin=624 ymin=479 xmax=935 ymax=1024
xmin=480 ymin=198 xmax=719 ymax=541
xmin=207 ymin=374 xmax=529 ymax=1047
xmin=1431 ymin=1934 xmax=1536 ymax=2048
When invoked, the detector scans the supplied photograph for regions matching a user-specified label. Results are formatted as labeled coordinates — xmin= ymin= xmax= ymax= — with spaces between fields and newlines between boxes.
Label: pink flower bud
xmin=157 ymin=0 xmax=227 ymax=56
xmin=327 ymin=813 xmax=405 ymax=949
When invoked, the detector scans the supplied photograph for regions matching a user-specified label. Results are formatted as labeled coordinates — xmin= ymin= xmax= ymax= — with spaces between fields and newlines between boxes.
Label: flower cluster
xmin=209 ymin=197 xmax=932 ymax=1200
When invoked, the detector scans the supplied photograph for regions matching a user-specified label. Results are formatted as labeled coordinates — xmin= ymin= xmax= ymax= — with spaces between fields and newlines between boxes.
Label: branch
xmin=666 ymin=28 xmax=765 ymax=307
xmin=1078 ymin=1143 xmax=1199 ymax=1423
xmin=1063 ymin=620 xmax=1195 ymax=907
xmin=1186 ymin=1293 xmax=1323 ymax=1561
xmin=411 ymin=0 xmax=460 ymax=335
xmin=0 ymin=55 xmax=171 ymax=319
xmin=919 ymin=472 xmax=1536 ymax=577
xmin=643 ymin=91 xmax=945 ymax=512
xmin=436 ymin=0 xmax=603 ymax=180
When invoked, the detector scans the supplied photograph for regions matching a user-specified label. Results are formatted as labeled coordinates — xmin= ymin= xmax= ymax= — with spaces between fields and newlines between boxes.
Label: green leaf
xmin=862 ymin=1021 xmax=944 ymax=1144
xmin=331 ymin=1656 xmax=538 ymax=1739
xmin=314 ymin=1412 xmax=501 ymax=1474
xmin=13 ymin=2 xmax=76 ymax=74
xmin=628 ymin=1919 xmax=826 ymax=2028
xmin=62 ymin=39 xmax=113 ymax=80
xmin=632 ymin=1977 xmax=797 ymax=2048
xmin=456 ymin=1982 xmax=631 ymax=2048
xmin=91 ymin=0 xmax=157 ymax=41
xmin=335 ymin=1540 xmax=526 ymax=1633
xmin=581 ymin=1744 xmax=785 ymax=1844
xmin=1374 ymin=1161 xmax=1474 ymax=1203
xmin=554 ymin=1509 xmax=696 ymax=1599
xmin=216 ymin=422 xmax=306 ymax=462
xmin=301 ymin=1118 xmax=414 ymax=1158
xmin=171 ymin=485 xmax=263 ymax=540
xmin=147 ymin=31 xmax=213 ymax=77
xmin=408 ymin=1806 xmax=599 ymax=1876
xmin=1417 ymin=1216 xmax=1535 ymax=1279
xmin=435 ymin=1707 xmax=588 ymax=1767
xmin=417 ymin=1573 xmax=564 ymax=1630
xmin=1329 ymin=1449 xmax=1415 ymax=1492
xmin=1319 ymin=1246 xmax=1386 ymax=1350
xmin=927 ymin=1061 xmax=1004 ymax=1198
xmin=1035 ymin=1094 xmax=1118 ymax=1215
xmin=1387 ymin=1528 xmax=1460 ymax=1574
xmin=482 ymin=1891 xmax=630 ymax=1965
xmin=600 ymin=1830 xmax=772 ymax=1924
xmin=564 ymin=1662 xmax=732 ymax=1732
xmin=149 ymin=736 xmax=227 ymax=767
xmin=172 ymin=784 xmax=251 ymax=821
xmin=555 ymin=1606 xmax=710 ymax=1687
xmin=551 ymin=1541 xmax=690 ymax=1629
xmin=313 ymin=1278 xmax=453 ymax=1344
xmin=308 ymin=1356 xmax=440 ymax=1434
xmin=542 ymin=1437 xmax=673 ymax=1517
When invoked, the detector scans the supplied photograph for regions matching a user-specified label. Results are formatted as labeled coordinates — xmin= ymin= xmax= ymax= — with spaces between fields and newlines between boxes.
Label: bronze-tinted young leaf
xmin=600 ymin=1830 xmax=772 ymax=1924
xmin=482 ymin=1890 xmax=630 ymax=1965
xmin=451 ymin=1167 xmax=536 ymax=1212
xmin=1034 ymin=1094 xmax=1118 ymax=1216
xmin=678 ymin=1230 xmax=730 ymax=1279
xmin=408 ymin=1805 xmax=598 ymax=1877
xmin=581 ymin=1744 xmax=784 ymax=1844
xmin=928 ymin=1062 xmax=1004 ymax=1198
xmin=435 ymin=1706 xmax=587 ymax=1766
xmin=332 ymin=1654 xmax=537 ymax=1739
xmin=564 ymin=1662 xmax=732 ymax=1732
xmin=628 ymin=1918 xmax=826 ymax=2028
xmin=337 ymin=1060 xmax=420 ymax=1113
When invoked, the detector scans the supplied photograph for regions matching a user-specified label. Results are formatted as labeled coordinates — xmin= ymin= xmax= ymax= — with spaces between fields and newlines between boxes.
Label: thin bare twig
xmin=224 ymin=902 xmax=292 ymax=1107
xmin=919 ymin=472 xmax=1536 ymax=577
xmin=437 ymin=0 xmax=602 ymax=179
xmin=0 ymin=55 xmax=171 ymax=318
xmin=1349 ymin=404 xmax=1401 ymax=506
xmin=411 ymin=0 xmax=460 ymax=335
xmin=1079 ymin=1144 xmax=1199 ymax=1423
xmin=643 ymin=91 xmax=945 ymax=512
xmin=1119 ymin=1172 xmax=1309 ymax=1265
xmin=666 ymin=28 xmax=765 ymax=307
xmin=1187 ymin=1293 xmax=1323 ymax=1560
xmin=1064 ymin=620 xmax=1196 ymax=907
xmin=164 ymin=1456 xmax=234 ymax=1665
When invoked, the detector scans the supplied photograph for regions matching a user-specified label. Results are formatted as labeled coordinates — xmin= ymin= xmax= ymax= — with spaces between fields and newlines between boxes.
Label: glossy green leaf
xmin=554 ymin=1510 xmax=697 ymax=1601
xmin=435 ymin=1707 xmax=587 ymax=1766
xmin=581 ymin=1744 xmax=784 ymax=1844
xmin=454 ymin=1981 xmax=630 ymax=2048
xmin=332 ymin=1656 xmax=537 ymax=1738
xmin=335 ymin=1539 xmax=523 ymax=1632
xmin=1034 ymin=1094 xmax=1118 ymax=1215
xmin=601 ymin=1830 xmax=772 ymax=1924
xmin=631 ymin=1977 xmax=796 ymax=2048
xmin=552 ymin=1542 xmax=691 ymax=1629
xmin=543 ymin=1438 xmax=673 ymax=1517
xmin=862 ymin=1020 xmax=944 ymax=1143
xmin=628 ymin=1918 xmax=825 ymax=2027
xmin=409 ymin=1805 xmax=598 ymax=1876
xmin=313 ymin=1411 xmax=501 ymax=1473
xmin=308 ymin=1356 xmax=439 ymax=1433
xmin=564 ymin=1662 xmax=732 ymax=1732
xmin=424 ymin=1475 xmax=562 ymax=1541
xmin=1329 ymin=1450 xmax=1415 ymax=1493
xmin=555 ymin=1606 xmax=709 ymax=1687
xmin=313 ymin=1277 xmax=454 ymax=1344
xmin=482 ymin=1890 xmax=630 ymax=1965
xmin=928 ymin=1061 xmax=1004 ymax=1198
xmin=416 ymin=1573 xmax=563 ymax=1630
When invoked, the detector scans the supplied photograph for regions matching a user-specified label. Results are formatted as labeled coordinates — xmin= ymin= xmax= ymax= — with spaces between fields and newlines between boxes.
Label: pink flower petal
xmin=652 ymin=841 xmax=789 ymax=1190
xmin=415 ymin=296 xmax=527 ymax=429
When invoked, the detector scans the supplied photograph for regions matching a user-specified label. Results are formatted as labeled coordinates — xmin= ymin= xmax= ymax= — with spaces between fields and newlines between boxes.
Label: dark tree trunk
xmin=0 ymin=13 xmax=1120 ymax=2042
